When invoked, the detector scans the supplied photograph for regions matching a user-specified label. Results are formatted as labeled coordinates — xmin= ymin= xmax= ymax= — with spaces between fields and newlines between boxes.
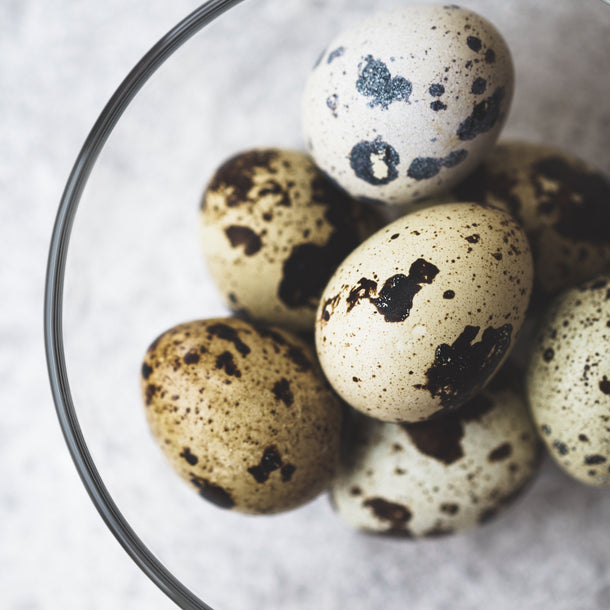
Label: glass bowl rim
xmin=43 ymin=2 xmax=246 ymax=608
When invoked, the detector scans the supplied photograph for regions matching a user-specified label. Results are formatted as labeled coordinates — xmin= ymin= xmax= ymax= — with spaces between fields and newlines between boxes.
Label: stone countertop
xmin=2 ymin=1 xmax=609 ymax=609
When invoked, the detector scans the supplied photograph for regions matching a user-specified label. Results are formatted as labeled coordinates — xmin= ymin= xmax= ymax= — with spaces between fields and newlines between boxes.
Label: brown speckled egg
xmin=526 ymin=276 xmax=610 ymax=487
xmin=316 ymin=202 xmax=533 ymax=422
xmin=200 ymin=149 xmax=381 ymax=332
xmin=302 ymin=4 xmax=514 ymax=206
xmin=453 ymin=140 xmax=610 ymax=303
xmin=331 ymin=369 xmax=542 ymax=538
xmin=141 ymin=317 xmax=343 ymax=513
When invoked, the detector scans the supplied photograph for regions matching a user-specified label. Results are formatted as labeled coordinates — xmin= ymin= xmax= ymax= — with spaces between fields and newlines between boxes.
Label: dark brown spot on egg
xmin=224 ymin=225 xmax=262 ymax=256
xmin=183 ymin=350 xmax=200 ymax=365
xmin=346 ymin=259 xmax=439 ymax=322
xmin=180 ymin=447 xmax=198 ymax=465
xmin=585 ymin=455 xmax=607 ymax=465
xmin=215 ymin=351 xmax=241 ymax=377
xmin=144 ymin=383 xmax=159 ymax=406
xmin=286 ymin=346 xmax=312 ymax=372
xmin=465 ymin=234 xmax=480 ymax=243
xmin=141 ymin=362 xmax=153 ymax=380
xmin=189 ymin=475 xmax=235 ymax=509
xmin=321 ymin=293 xmax=341 ymax=322
xmin=347 ymin=278 xmax=378 ymax=312
xmin=543 ymin=348 xmax=555 ymax=362
xmin=205 ymin=149 xmax=278 ymax=208
xmin=207 ymin=323 xmax=251 ymax=357
xmin=443 ymin=290 xmax=455 ymax=299
xmin=363 ymin=497 xmax=412 ymax=530
xmin=600 ymin=376 xmax=610 ymax=395
xmin=553 ymin=440 xmax=569 ymax=456
xmin=280 ymin=463 xmax=296 ymax=482
xmin=272 ymin=378 xmax=294 ymax=407
xmin=247 ymin=446 xmax=284 ymax=483
xmin=440 ymin=502 xmax=460 ymax=515
xmin=278 ymin=176 xmax=360 ymax=310
xmin=488 ymin=442 xmax=512 ymax=462
xmin=402 ymin=414 xmax=466 ymax=465
xmin=415 ymin=324 xmax=512 ymax=409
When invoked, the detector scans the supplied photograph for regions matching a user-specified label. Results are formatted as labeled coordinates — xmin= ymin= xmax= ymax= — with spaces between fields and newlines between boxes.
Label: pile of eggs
xmin=141 ymin=4 xmax=610 ymax=537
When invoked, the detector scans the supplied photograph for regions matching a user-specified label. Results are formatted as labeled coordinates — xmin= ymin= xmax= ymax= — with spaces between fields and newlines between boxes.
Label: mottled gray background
xmin=2 ymin=1 xmax=609 ymax=609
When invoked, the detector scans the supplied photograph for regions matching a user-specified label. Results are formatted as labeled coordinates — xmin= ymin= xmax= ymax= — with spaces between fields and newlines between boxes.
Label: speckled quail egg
xmin=526 ymin=276 xmax=610 ymax=487
xmin=200 ymin=149 xmax=382 ymax=333
xmin=453 ymin=140 xmax=610 ymax=303
xmin=331 ymin=369 xmax=542 ymax=538
xmin=302 ymin=4 xmax=514 ymax=207
xmin=141 ymin=317 xmax=343 ymax=513
xmin=316 ymin=202 xmax=533 ymax=422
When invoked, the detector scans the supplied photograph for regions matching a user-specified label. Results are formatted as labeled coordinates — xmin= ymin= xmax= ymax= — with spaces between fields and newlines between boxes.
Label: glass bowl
xmin=45 ymin=1 xmax=610 ymax=609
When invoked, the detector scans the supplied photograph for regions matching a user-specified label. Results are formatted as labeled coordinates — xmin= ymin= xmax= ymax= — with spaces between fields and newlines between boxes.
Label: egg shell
xmin=526 ymin=276 xmax=610 ymax=487
xmin=141 ymin=318 xmax=343 ymax=514
xmin=316 ymin=202 xmax=533 ymax=422
xmin=302 ymin=3 xmax=514 ymax=206
xmin=453 ymin=140 xmax=610 ymax=302
xmin=331 ymin=370 xmax=542 ymax=538
xmin=200 ymin=149 xmax=381 ymax=333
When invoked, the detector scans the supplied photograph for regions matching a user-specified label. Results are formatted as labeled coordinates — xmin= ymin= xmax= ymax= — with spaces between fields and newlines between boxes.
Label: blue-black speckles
xmin=407 ymin=149 xmax=467 ymax=181
xmin=356 ymin=55 xmax=412 ymax=109
xmin=457 ymin=87 xmax=505 ymax=141
xmin=327 ymin=94 xmax=338 ymax=117
xmin=471 ymin=77 xmax=487 ymax=95
xmin=553 ymin=440 xmax=569 ymax=456
xmin=328 ymin=46 xmax=345 ymax=64
xmin=467 ymin=36 xmax=482 ymax=52
xmin=430 ymin=100 xmax=447 ymax=112
xmin=429 ymin=84 xmax=445 ymax=97
xmin=350 ymin=137 xmax=400 ymax=185
xmin=443 ymin=149 xmax=468 ymax=168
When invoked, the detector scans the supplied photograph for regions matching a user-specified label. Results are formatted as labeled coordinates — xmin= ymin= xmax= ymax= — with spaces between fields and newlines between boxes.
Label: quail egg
xmin=331 ymin=369 xmax=542 ymax=537
xmin=316 ymin=202 xmax=533 ymax=422
xmin=141 ymin=317 xmax=343 ymax=513
xmin=302 ymin=4 xmax=514 ymax=206
xmin=526 ymin=276 xmax=610 ymax=487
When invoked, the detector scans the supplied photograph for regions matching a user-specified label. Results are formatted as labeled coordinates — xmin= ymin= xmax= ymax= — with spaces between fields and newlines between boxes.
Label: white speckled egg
xmin=452 ymin=140 xmax=610 ymax=302
xmin=302 ymin=4 xmax=514 ymax=206
xmin=331 ymin=370 xmax=542 ymax=538
xmin=526 ymin=276 xmax=610 ymax=487
xmin=316 ymin=202 xmax=533 ymax=422
xmin=141 ymin=318 xmax=343 ymax=513
xmin=201 ymin=149 xmax=381 ymax=333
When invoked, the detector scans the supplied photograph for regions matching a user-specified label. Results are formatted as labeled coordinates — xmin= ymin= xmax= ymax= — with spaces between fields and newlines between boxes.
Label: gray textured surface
xmin=2 ymin=1 xmax=610 ymax=609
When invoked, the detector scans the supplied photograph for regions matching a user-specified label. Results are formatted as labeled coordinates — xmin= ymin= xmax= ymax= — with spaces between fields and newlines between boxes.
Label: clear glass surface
xmin=45 ymin=1 xmax=610 ymax=609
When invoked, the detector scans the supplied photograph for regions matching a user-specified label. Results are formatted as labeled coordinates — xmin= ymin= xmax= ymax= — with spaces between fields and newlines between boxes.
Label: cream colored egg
xmin=200 ymin=149 xmax=380 ymax=333
xmin=331 ymin=369 xmax=542 ymax=538
xmin=526 ymin=276 xmax=610 ymax=487
xmin=302 ymin=4 xmax=514 ymax=206
xmin=316 ymin=202 xmax=533 ymax=422
xmin=141 ymin=318 xmax=343 ymax=514
xmin=453 ymin=140 xmax=610 ymax=301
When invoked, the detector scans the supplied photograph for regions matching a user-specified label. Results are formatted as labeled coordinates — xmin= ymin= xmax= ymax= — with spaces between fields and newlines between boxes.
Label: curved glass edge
xmin=44 ymin=1 xmax=245 ymax=608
